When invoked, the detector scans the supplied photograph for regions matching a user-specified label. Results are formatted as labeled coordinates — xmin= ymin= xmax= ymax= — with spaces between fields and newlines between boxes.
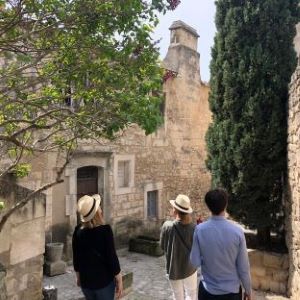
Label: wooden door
xmin=77 ymin=166 xmax=98 ymax=199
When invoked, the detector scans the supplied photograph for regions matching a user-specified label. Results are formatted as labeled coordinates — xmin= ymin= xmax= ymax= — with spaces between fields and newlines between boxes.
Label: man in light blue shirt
xmin=190 ymin=189 xmax=252 ymax=300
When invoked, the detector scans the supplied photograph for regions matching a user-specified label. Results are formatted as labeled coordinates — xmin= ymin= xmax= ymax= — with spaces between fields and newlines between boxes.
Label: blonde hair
xmin=81 ymin=208 xmax=104 ymax=229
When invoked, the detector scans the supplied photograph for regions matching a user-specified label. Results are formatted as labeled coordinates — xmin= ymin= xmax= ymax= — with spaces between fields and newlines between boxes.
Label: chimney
xmin=163 ymin=20 xmax=201 ymax=82
xmin=169 ymin=20 xmax=199 ymax=51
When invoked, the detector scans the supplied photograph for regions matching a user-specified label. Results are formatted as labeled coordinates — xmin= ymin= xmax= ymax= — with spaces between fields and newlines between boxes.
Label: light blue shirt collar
xmin=210 ymin=215 xmax=226 ymax=221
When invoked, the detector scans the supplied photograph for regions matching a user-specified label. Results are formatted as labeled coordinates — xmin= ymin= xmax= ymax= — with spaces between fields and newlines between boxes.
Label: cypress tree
xmin=206 ymin=0 xmax=299 ymax=246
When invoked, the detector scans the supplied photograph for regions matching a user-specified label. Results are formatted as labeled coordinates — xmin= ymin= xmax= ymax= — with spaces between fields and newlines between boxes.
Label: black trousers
xmin=198 ymin=281 xmax=242 ymax=300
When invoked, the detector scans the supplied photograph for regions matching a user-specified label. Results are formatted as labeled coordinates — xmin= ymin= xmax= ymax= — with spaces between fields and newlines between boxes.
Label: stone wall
xmin=294 ymin=23 xmax=300 ymax=57
xmin=0 ymin=179 xmax=46 ymax=300
xmin=286 ymin=63 xmax=300 ymax=300
xmin=0 ymin=263 xmax=7 ymax=300
xmin=249 ymin=249 xmax=289 ymax=295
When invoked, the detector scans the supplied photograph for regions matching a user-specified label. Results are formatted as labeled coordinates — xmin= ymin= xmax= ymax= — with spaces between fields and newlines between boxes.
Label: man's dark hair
xmin=205 ymin=189 xmax=228 ymax=215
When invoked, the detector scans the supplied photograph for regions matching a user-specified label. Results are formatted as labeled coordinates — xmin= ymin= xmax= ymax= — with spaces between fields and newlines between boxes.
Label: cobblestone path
xmin=43 ymin=249 xmax=289 ymax=300
xmin=43 ymin=248 xmax=172 ymax=300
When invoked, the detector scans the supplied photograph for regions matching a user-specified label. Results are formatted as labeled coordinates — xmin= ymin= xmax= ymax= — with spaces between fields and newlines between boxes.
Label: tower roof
xmin=169 ymin=20 xmax=199 ymax=38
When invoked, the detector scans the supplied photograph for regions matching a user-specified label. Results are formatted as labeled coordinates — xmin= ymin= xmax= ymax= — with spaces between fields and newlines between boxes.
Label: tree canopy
xmin=206 ymin=0 xmax=299 ymax=244
xmin=0 ymin=0 xmax=180 ymax=230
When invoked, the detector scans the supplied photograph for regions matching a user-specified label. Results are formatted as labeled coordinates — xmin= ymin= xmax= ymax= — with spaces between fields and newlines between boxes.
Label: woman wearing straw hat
xmin=160 ymin=194 xmax=197 ymax=300
xmin=72 ymin=194 xmax=123 ymax=300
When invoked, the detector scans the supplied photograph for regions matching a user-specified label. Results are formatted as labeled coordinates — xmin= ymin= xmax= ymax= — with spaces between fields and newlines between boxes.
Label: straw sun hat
xmin=169 ymin=194 xmax=193 ymax=214
xmin=77 ymin=194 xmax=101 ymax=222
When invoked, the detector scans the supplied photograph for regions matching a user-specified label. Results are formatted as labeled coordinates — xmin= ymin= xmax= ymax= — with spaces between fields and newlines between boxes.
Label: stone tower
xmin=162 ymin=20 xmax=211 ymax=213
xmin=163 ymin=20 xmax=201 ymax=82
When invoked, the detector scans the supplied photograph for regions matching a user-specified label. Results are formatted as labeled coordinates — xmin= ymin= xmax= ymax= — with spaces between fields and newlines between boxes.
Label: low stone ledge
xmin=263 ymin=252 xmax=285 ymax=269
xmin=44 ymin=261 xmax=66 ymax=277
xmin=260 ymin=277 xmax=271 ymax=291
xmin=248 ymin=249 xmax=264 ymax=266
xmin=251 ymin=266 xmax=266 ymax=277
xmin=273 ymin=271 xmax=289 ymax=282
xmin=248 ymin=249 xmax=288 ymax=295
xmin=129 ymin=236 xmax=163 ymax=257
xmin=122 ymin=271 xmax=133 ymax=297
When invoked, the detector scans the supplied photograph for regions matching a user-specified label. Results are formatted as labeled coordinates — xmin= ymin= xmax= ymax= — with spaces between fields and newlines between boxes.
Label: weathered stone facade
xmin=16 ymin=20 xmax=211 ymax=248
xmin=249 ymin=250 xmax=289 ymax=294
xmin=285 ymin=23 xmax=300 ymax=300
xmin=287 ymin=66 xmax=300 ymax=299
xmin=0 ymin=20 xmax=211 ymax=299
xmin=57 ymin=21 xmax=211 ymax=244
xmin=0 ymin=180 xmax=46 ymax=300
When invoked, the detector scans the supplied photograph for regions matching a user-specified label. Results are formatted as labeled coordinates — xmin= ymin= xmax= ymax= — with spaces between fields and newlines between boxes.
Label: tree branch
xmin=0 ymin=146 xmax=74 ymax=233
xmin=0 ymin=146 xmax=25 ymax=178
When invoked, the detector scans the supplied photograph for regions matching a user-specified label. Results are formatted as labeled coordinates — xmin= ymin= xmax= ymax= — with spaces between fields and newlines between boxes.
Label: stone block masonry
xmin=287 ymin=63 xmax=300 ymax=300
xmin=5 ymin=255 xmax=44 ymax=300
xmin=248 ymin=250 xmax=288 ymax=295
xmin=0 ymin=180 xmax=46 ymax=300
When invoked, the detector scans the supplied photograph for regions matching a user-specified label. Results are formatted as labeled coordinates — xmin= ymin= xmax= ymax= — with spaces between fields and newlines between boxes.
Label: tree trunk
xmin=257 ymin=227 xmax=271 ymax=249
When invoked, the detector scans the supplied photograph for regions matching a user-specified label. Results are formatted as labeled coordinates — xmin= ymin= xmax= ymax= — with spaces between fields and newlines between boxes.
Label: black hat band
xmin=175 ymin=201 xmax=188 ymax=211
xmin=83 ymin=198 xmax=96 ymax=218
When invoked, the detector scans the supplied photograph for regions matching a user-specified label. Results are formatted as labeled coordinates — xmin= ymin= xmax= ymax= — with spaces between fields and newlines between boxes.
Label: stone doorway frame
xmin=64 ymin=152 xmax=112 ymax=231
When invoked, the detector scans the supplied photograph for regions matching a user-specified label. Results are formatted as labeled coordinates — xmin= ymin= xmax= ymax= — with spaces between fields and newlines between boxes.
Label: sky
xmin=153 ymin=0 xmax=216 ymax=82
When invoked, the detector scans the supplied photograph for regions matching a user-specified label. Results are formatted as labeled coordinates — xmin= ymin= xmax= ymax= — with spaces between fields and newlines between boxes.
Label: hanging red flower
xmin=167 ymin=0 xmax=181 ymax=10
xmin=163 ymin=69 xmax=178 ymax=83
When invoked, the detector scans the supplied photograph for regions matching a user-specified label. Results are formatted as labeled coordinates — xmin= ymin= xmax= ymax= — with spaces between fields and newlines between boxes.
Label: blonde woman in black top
xmin=72 ymin=194 xmax=123 ymax=300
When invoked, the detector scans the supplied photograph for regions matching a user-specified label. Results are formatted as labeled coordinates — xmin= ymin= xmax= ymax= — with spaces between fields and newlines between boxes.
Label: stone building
xmin=18 ymin=20 xmax=211 ymax=245
xmin=0 ymin=20 xmax=211 ymax=299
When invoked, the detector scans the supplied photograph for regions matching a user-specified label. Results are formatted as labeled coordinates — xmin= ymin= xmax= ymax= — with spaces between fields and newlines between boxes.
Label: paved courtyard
xmin=43 ymin=248 xmax=289 ymax=300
